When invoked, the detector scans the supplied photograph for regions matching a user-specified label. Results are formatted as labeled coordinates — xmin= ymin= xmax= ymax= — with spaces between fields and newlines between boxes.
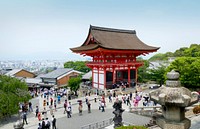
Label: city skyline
xmin=0 ymin=0 xmax=200 ymax=61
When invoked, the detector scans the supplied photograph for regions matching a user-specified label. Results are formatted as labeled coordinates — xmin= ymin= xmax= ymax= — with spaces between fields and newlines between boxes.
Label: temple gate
xmin=70 ymin=25 xmax=159 ymax=90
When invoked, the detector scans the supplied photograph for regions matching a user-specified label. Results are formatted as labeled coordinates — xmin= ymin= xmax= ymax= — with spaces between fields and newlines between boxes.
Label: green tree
xmin=166 ymin=57 xmax=200 ymax=87
xmin=149 ymin=64 xmax=166 ymax=86
xmin=184 ymin=44 xmax=200 ymax=57
xmin=0 ymin=75 xmax=31 ymax=119
xmin=64 ymin=61 xmax=91 ymax=73
xmin=149 ymin=53 xmax=168 ymax=61
xmin=68 ymin=77 xmax=81 ymax=96
xmin=137 ymin=60 xmax=150 ymax=83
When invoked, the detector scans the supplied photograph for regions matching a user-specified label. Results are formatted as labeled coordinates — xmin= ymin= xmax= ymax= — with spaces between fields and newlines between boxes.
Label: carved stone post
xmin=149 ymin=70 xmax=199 ymax=129
xmin=113 ymin=100 xmax=125 ymax=128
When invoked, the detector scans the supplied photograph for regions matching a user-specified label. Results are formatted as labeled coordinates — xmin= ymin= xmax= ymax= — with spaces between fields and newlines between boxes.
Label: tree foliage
xmin=149 ymin=44 xmax=200 ymax=61
xmin=68 ymin=77 xmax=81 ymax=95
xmin=64 ymin=61 xmax=91 ymax=73
xmin=149 ymin=64 xmax=167 ymax=86
xmin=166 ymin=57 xmax=200 ymax=87
xmin=149 ymin=53 xmax=168 ymax=61
xmin=137 ymin=59 xmax=150 ymax=83
xmin=0 ymin=75 xmax=31 ymax=119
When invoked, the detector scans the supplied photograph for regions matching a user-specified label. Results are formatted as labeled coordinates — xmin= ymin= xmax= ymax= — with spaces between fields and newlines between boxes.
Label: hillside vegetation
xmin=149 ymin=44 xmax=200 ymax=61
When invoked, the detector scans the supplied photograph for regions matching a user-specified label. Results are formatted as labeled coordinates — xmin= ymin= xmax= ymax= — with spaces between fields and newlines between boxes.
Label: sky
xmin=0 ymin=0 xmax=200 ymax=61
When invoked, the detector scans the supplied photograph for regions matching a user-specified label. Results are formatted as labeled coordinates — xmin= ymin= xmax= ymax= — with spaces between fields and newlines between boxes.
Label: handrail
xmin=81 ymin=117 xmax=113 ymax=129
xmin=80 ymin=118 xmax=136 ymax=129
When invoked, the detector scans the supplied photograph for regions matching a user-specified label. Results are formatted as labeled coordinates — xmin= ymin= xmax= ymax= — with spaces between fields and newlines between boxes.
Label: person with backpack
xmin=52 ymin=115 xmax=56 ymax=129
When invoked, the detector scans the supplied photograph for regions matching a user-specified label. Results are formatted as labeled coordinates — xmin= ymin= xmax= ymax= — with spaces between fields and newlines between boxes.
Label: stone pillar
xmin=149 ymin=70 xmax=199 ymax=129
xmin=113 ymin=100 xmax=124 ymax=128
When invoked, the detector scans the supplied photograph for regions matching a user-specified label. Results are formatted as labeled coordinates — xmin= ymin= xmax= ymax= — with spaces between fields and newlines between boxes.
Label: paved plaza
xmin=0 ymin=91 xmax=152 ymax=129
xmin=0 ymin=91 xmax=200 ymax=129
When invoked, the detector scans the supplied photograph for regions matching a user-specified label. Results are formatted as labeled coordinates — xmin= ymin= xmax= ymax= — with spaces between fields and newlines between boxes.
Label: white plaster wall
xmin=93 ymin=72 xmax=98 ymax=83
xmin=99 ymin=84 xmax=104 ymax=90
xmin=99 ymin=73 xmax=104 ymax=84
xmin=93 ymin=83 xmax=98 ymax=88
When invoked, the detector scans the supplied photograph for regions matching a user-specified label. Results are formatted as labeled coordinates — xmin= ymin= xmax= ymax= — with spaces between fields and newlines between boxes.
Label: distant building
xmin=5 ymin=69 xmax=36 ymax=78
xmin=82 ymin=71 xmax=92 ymax=81
xmin=24 ymin=78 xmax=42 ymax=90
xmin=40 ymin=68 xmax=82 ymax=88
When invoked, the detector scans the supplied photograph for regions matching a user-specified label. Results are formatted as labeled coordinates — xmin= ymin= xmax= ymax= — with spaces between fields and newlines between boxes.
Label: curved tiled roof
xmin=70 ymin=25 xmax=159 ymax=52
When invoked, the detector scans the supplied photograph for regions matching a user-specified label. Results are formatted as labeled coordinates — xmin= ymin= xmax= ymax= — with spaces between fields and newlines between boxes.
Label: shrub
xmin=115 ymin=125 xmax=147 ymax=129
xmin=193 ymin=105 xmax=200 ymax=114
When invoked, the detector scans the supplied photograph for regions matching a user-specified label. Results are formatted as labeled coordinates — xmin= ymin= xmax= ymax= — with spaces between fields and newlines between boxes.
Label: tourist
xmin=130 ymin=92 xmax=133 ymax=100
xmin=101 ymin=101 xmax=105 ymax=112
xmin=143 ymin=94 xmax=149 ymax=106
xmin=126 ymin=95 xmax=131 ymax=106
xmin=36 ymin=106 xmax=39 ymax=117
xmin=94 ymin=93 xmax=97 ymax=103
xmin=108 ymin=93 xmax=112 ymax=103
xmin=68 ymin=102 xmax=72 ymax=114
xmin=113 ymin=91 xmax=116 ymax=98
xmin=43 ymin=100 xmax=46 ymax=107
xmin=134 ymin=93 xmax=141 ymax=107
xmin=54 ymin=100 xmax=57 ymax=111
xmin=87 ymin=101 xmax=91 ymax=113
xmin=63 ymin=100 xmax=67 ymax=114
xmin=67 ymin=106 xmax=71 ymax=118
xmin=52 ymin=115 xmax=56 ymax=129
xmin=98 ymin=100 xmax=102 ymax=110
xmin=57 ymin=94 xmax=61 ymax=104
xmin=50 ymin=98 xmax=53 ymax=106
xmin=28 ymin=101 xmax=33 ymax=112
xmin=38 ymin=123 xmax=42 ymax=129
xmin=45 ymin=117 xmax=51 ymax=129
xmin=37 ymin=112 xmax=41 ymax=121
xmin=78 ymin=102 xmax=83 ymax=115
xmin=42 ymin=107 xmax=47 ymax=119
xmin=22 ymin=111 xmax=28 ymax=125
xmin=85 ymin=94 xmax=88 ymax=105
xmin=41 ymin=118 xmax=46 ymax=129
xmin=49 ymin=105 xmax=53 ymax=115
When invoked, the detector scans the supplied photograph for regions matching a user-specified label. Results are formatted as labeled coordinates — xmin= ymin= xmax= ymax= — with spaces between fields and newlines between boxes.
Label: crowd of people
xmin=18 ymin=86 xmax=157 ymax=129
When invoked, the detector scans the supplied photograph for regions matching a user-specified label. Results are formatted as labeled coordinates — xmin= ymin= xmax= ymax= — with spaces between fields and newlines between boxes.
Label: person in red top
xmin=37 ymin=112 xmax=41 ymax=121
xmin=102 ymin=95 xmax=106 ymax=107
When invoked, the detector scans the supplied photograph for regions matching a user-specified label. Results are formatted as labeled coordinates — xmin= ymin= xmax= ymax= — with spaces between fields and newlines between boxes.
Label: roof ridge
xmin=90 ymin=25 xmax=136 ymax=34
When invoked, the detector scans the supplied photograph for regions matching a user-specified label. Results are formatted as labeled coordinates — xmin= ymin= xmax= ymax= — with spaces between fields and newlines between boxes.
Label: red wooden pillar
xmin=104 ymin=67 xmax=106 ymax=89
xmin=112 ymin=67 xmax=115 ymax=85
xmin=128 ymin=66 xmax=130 ymax=87
xmin=135 ymin=67 xmax=138 ymax=85
xmin=92 ymin=67 xmax=94 ymax=88
xmin=98 ymin=66 xmax=100 ymax=89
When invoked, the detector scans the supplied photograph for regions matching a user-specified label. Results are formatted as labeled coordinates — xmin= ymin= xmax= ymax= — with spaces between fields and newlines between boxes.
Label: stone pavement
xmin=1 ymin=92 xmax=200 ymax=129
xmin=0 ymin=93 xmax=151 ymax=129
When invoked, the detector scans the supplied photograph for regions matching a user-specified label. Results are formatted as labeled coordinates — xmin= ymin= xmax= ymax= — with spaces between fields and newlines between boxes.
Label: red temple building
xmin=70 ymin=25 xmax=159 ymax=90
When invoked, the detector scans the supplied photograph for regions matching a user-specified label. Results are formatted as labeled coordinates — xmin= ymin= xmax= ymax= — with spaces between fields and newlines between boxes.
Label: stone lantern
xmin=149 ymin=70 xmax=199 ymax=129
